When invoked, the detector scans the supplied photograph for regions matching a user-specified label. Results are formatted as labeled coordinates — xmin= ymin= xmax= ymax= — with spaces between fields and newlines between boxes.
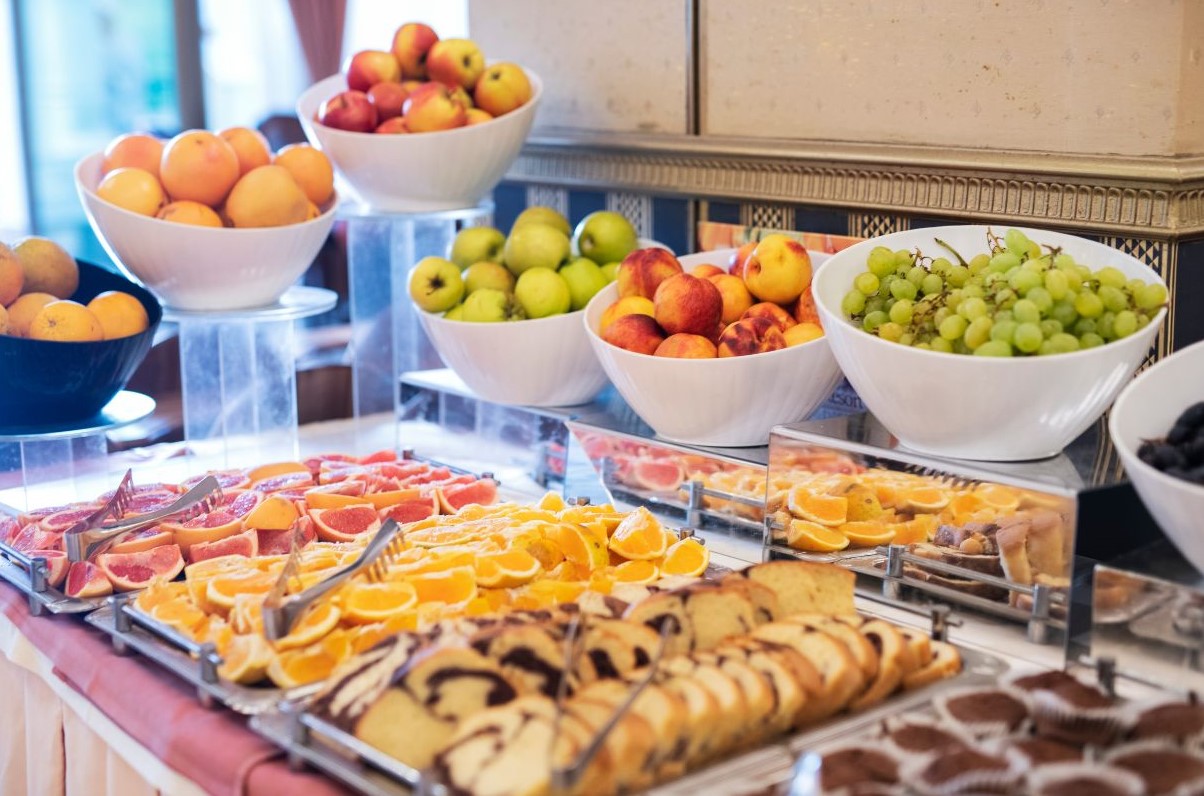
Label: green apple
xmin=463 ymin=260 xmax=516 ymax=295
xmin=503 ymin=223 xmax=571 ymax=276
xmin=444 ymin=303 xmax=466 ymax=321
xmin=514 ymin=267 xmax=571 ymax=319
xmin=601 ymin=262 xmax=620 ymax=282
xmin=573 ymin=210 xmax=638 ymax=266
xmin=408 ymin=256 xmax=465 ymax=312
xmin=511 ymin=205 xmax=571 ymax=236
xmin=559 ymin=257 xmax=608 ymax=311
xmin=449 ymin=226 xmax=506 ymax=270
xmin=461 ymin=288 xmax=525 ymax=322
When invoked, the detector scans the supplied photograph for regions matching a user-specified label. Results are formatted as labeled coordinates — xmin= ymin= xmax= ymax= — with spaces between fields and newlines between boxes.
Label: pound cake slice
xmin=847 ymin=619 xmax=907 ymax=711
xmin=690 ymin=650 xmax=778 ymax=749
xmin=726 ymin=559 xmax=856 ymax=616
xmin=575 ymin=619 xmax=660 ymax=685
xmin=576 ymin=678 xmax=691 ymax=783
xmin=902 ymin=639 xmax=963 ymax=691
xmin=310 ymin=632 xmax=426 ymax=729
xmin=658 ymin=674 xmax=723 ymax=766
xmin=712 ymin=640 xmax=812 ymax=736
xmin=750 ymin=621 xmax=864 ymax=723
xmin=470 ymin=623 xmax=571 ymax=698
xmin=787 ymin=614 xmax=880 ymax=682
xmin=623 ymin=583 xmax=756 ymax=657
xmin=352 ymin=644 xmax=518 ymax=771
xmin=565 ymin=693 xmax=658 ymax=794
xmin=659 ymin=659 xmax=748 ymax=757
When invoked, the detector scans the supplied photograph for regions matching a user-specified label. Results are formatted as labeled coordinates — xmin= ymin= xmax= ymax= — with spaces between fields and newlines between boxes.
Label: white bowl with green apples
xmin=410 ymin=207 xmax=654 ymax=407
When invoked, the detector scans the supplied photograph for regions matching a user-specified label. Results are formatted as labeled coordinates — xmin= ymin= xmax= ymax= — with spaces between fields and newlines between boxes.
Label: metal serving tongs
xmin=64 ymin=474 xmax=224 ymax=562
xmin=262 ymin=518 xmax=404 ymax=642
xmin=549 ymin=614 xmax=679 ymax=794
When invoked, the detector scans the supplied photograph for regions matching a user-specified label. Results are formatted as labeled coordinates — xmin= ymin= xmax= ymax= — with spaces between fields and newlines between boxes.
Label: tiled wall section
xmin=492 ymin=182 xmax=1204 ymax=352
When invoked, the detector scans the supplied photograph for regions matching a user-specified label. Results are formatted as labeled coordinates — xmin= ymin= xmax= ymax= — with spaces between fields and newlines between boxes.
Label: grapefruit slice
xmin=252 ymin=472 xmax=315 ymax=493
xmin=28 ymin=549 xmax=68 ymax=588
xmin=109 ymin=525 xmax=174 ymax=554
xmin=163 ymin=509 xmax=243 ymax=553
xmin=435 ymin=478 xmax=499 ymax=514
xmin=189 ymin=529 xmax=259 ymax=564
xmin=361 ymin=488 xmax=421 ymax=510
xmin=224 ymin=489 xmax=264 ymax=518
xmin=120 ymin=491 xmax=181 ymax=517
xmin=182 ymin=469 xmax=252 ymax=492
xmin=96 ymin=544 xmax=185 ymax=592
xmin=304 ymin=453 xmax=358 ymax=473
xmin=305 ymin=491 xmax=370 ymax=511
xmin=247 ymin=460 xmax=309 ymax=484
xmin=39 ymin=505 xmax=99 ymax=533
xmin=242 ymin=494 xmax=300 ymax=531
xmin=632 ymin=458 xmax=685 ymax=492
xmin=64 ymin=561 xmax=113 ymax=599
xmin=358 ymin=449 xmax=399 ymax=464
xmin=378 ymin=494 xmax=439 ymax=525
xmin=0 ymin=515 xmax=19 ymax=544
xmin=309 ymin=505 xmax=381 ymax=542
xmin=9 ymin=523 xmax=62 ymax=554
xmin=19 ymin=502 xmax=94 ymax=525
xmin=399 ymin=466 xmax=452 ymax=486
xmin=256 ymin=516 xmax=317 ymax=556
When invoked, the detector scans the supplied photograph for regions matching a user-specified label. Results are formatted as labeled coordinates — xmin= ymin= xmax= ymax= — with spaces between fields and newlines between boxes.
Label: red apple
xmin=318 ymin=90 xmax=378 ymax=132
xmin=426 ymin=38 xmax=485 ymax=90
xmin=653 ymin=273 xmax=723 ymax=337
xmin=391 ymin=23 xmax=439 ymax=80
xmin=375 ymin=117 xmax=409 ymax=134
xmin=344 ymin=49 xmax=401 ymax=93
xmin=473 ymin=62 xmax=533 ymax=117
xmin=367 ymin=81 xmax=409 ymax=121
xmin=616 ymin=248 xmax=684 ymax=300
xmin=403 ymin=83 xmax=467 ymax=132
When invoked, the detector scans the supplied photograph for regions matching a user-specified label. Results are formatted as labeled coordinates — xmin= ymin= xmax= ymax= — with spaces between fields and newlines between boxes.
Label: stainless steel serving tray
xmin=0 ymin=544 xmax=105 ymax=615
xmin=250 ymin=632 xmax=1007 ymax=796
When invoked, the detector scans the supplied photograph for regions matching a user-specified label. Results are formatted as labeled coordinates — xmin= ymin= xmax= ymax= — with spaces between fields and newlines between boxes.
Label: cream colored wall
xmin=468 ymin=0 xmax=690 ymax=134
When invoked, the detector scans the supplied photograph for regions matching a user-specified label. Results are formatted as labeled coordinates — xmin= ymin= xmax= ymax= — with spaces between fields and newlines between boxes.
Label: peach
xmin=744 ymin=233 xmax=812 ymax=304
xmin=616 ymin=248 xmax=683 ymax=300
xmin=784 ymin=322 xmax=824 ymax=346
xmin=653 ymin=273 xmax=723 ymax=337
xmin=691 ymin=263 xmax=724 ymax=279
xmin=729 ymin=241 xmax=756 ymax=277
xmin=717 ymin=316 xmax=786 ymax=358
xmin=655 ymin=333 xmax=717 ymax=358
xmin=602 ymin=313 xmax=665 ymax=356
xmin=102 ymin=133 xmax=164 ymax=179
xmin=599 ymin=295 xmax=655 ymax=335
xmin=792 ymin=285 xmax=822 ymax=325
xmin=742 ymin=302 xmax=796 ymax=332
xmin=708 ymin=273 xmax=754 ymax=326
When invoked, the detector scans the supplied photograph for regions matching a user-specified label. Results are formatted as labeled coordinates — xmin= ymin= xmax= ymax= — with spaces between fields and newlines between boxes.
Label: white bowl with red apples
xmin=584 ymin=241 xmax=842 ymax=447
xmin=296 ymin=23 xmax=541 ymax=213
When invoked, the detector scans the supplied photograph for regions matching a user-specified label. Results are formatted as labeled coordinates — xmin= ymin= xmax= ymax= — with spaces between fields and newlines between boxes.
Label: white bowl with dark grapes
xmin=1109 ymin=340 xmax=1204 ymax=573
xmin=812 ymin=225 xmax=1167 ymax=461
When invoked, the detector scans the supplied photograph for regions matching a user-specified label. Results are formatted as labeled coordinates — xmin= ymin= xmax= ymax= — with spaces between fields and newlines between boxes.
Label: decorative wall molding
xmin=508 ymin=132 xmax=1204 ymax=237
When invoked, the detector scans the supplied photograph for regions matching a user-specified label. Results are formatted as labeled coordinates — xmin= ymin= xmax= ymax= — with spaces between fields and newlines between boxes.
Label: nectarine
xmin=717 ymin=316 xmax=785 ymax=357
xmin=742 ymin=302 xmax=796 ymax=332
xmin=654 ymin=273 xmax=723 ymax=337
xmin=708 ymin=273 xmax=753 ymax=326
xmin=783 ymin=322 xmax=824 ymax=346
xmin=599 ymin=295 xmax=655 ymax=335
xmin=602 ymin=313 xmax=665 ymax=355
xmin=655 ymin=333 xmax=717 ymax=358
xmin=616 ymin=248 xmax=683 ymax=300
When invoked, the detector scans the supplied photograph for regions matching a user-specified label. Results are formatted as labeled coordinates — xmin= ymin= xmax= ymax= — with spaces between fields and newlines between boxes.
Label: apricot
xmin=742 ymin=302 xmax=796 ymax=332
xmin=14 ymin=238 xmax=78 ymax=299
xmin=784 ymin=322 xmax=824 ymax=346
xmin=6 ymin=292 xmax=56 ymax=337
xmin=159 ymin=130 xmax=240 ymax=206
xmin=28 ymin=300 xmax=103 ymax=342
xmin=273 ymin=144 xmax=335 ymax=206
xmin=157 ymin=200 xmax=223 ymax=228
xmin=655 ymin=333 xmax=717 ymax=358
xmin=598 ymin=295 xmax=654 ymax=335
xmin=97 ymin=167 xmax=166 ymax=217
xmin=87 ymin=290 xmax=149 ymax=339
xmin=224 ymin=165 xmax=309 ymax=228
xmin=0 ymin=243 xmax=23 ymax=306
xmin=708 ymin=273 xmax=754 ymax=326
xmin=102 ymin=133 xmax=164 ymax=179
xmin=218 ymin=127 xmax=271 ymax=177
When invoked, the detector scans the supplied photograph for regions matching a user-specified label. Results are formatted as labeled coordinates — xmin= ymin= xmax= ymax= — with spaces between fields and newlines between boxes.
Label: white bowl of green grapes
xmin=812 ymin=225 xmax=1168 ymax=461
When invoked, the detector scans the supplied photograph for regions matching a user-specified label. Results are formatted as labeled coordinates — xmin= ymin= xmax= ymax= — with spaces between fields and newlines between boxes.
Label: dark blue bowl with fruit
xmin=0 ymin=260 xmax=162 ymax=427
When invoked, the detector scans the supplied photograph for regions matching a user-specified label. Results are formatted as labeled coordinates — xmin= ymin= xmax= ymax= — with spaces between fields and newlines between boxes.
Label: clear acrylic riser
xmin=343 ymin=202 xmax=493 ymax=453
xmin=165 ymin=286 xmax=337 ymax=468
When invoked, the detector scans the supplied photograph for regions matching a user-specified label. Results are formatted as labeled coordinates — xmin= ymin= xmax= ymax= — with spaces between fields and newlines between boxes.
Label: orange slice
xmin=149 ymin=599 xmax=208 ymax=635
xmin=516 ymin=535 xmax=566 ymax=570
xmin=890 ymin=514 xmax=940 ymax=545
xmin=522 ymin=579 xmax=586 ymax=607
xmin=184 ymin=554 xmax=250 ymax=582
xmin=536 ymin=492 xmax=567 ymax=512
xmin=135 ymin=580 xmax=190 ymax=612
xmin=408 ymin=565 xmax=477 ymax=605
xmin=304 ymin=490 xmax=369 ymax=510
xmin=219 ymin=633 xmax=274 ymax=684
xmin=787 ymin=488 xmax=848 ymax=527
xmin=404 ymin=524 xmax=478 ymax=548
xmin=842 ymin=484 xmax=884 ymax=521
xmin=274 ymin=601 xmax=341 ymax=651
xmin=342 ymin=581 xmax=419 ymax=624
xmin=785 ymin=519 xmax=850 ymax=553
xmin=838 ymin=520 xmax=895 ymax=547
xmin=903 ymin=485 xmax=950 ymax=512
xmin=551 ymin=523 xmax=610 ymax=569
xmin=266 ymin=643 xmax=341 ymax=689
xmin=608 ymin=507 xmax=669 ymax=561
xmin=361 ymin=488 xmax=423 ymax=510
xmin=242 ymin=493 xmax=301 ymax=530
xmin=247 ymin=460 xmax=309 ymax=484
xmin=612 ymin=559 xmax=659 ymax=585
xmin=348 ymin=622 xmax=393 ymax=654
xmin=229 ymin=593 xmax=265 ymax=634
xmin=660 ymin=538 xmax=709 ymax=577
xmin=946 ymin=492 xmax=986 ymax=521
xmin=205 ymin=570 xmax=277 ymax=612
xmin=975 ymin=483 xmax=1021 ymax=513
xmin=473 ymin=548 xmax=541 ymax=589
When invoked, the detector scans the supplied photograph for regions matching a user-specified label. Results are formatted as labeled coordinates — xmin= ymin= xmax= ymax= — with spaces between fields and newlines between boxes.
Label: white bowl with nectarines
xmin=583 ymin=245 xmax=842 ymax=447
xmin=296 ymin=66 xmax=542 ymax=213
xmin=74 ymin=152 xmax=337 ymax=311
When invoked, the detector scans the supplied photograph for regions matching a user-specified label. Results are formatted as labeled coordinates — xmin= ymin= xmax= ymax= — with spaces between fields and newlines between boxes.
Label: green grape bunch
xmin=840 ymin=228 xmax=1168 ymax=357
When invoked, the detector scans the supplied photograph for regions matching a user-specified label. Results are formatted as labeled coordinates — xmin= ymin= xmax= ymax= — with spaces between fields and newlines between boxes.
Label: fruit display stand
xmin=168 ymin=285 xmax=337 ymax=467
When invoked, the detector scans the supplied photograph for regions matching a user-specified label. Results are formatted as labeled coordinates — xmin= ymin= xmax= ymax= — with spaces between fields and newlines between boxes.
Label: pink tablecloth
xmin=1 ymin=585 xmax=351 ymax=796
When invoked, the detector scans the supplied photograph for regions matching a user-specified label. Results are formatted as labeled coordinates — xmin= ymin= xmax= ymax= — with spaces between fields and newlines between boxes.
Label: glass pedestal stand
xmin=343 ymin=203 xmax=492 ymax=451
xmin=0 ymin=391 xmax=155 ymax=511
xmin=166 ymin=286 xmax=337 ymax=470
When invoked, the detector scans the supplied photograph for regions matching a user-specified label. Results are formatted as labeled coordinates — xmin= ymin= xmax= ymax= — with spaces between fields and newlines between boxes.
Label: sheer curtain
xmin=287 ymin=0 xmax=348 ymax=83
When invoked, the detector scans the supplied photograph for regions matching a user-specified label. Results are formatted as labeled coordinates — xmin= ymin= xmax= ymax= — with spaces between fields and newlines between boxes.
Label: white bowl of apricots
xmin=583 ymin=239 xmax=843 ymax=447
xmin=74 ymin=128 xmax=338 ymax=311
xmin=0 ymin=238 xmax=161 ymax=424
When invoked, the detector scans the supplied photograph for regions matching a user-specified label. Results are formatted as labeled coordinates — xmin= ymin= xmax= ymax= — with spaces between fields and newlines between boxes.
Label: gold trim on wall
xmin=509 ymin=132 xmax=1204 ymax=237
